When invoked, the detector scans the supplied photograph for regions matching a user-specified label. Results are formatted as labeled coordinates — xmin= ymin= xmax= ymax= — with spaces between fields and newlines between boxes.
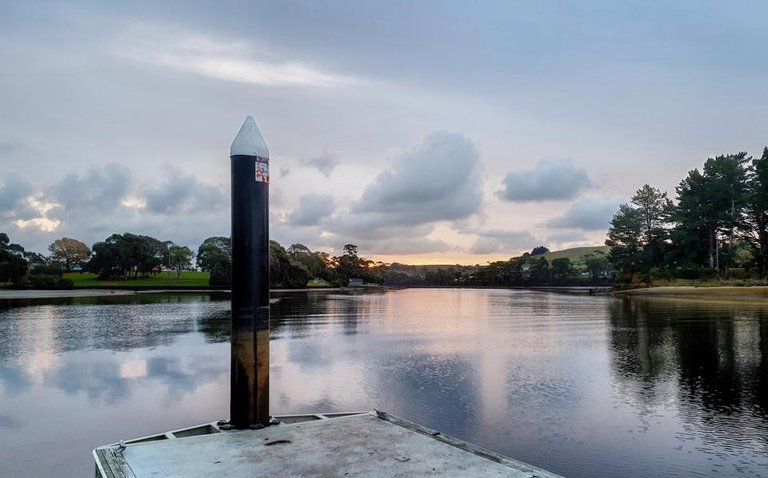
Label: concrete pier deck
xmin=94 ymin=411 xmax=560 ymax=477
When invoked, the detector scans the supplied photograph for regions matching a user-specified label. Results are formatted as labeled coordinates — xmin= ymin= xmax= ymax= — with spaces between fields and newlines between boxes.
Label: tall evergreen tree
xmin=606 ymin=204 xmax=644 ymax=274
xmin=606 ymin=185 xmax=671 ymax=275
xmin=740 ymin=148 xmax=768 ymax=278
xmin=673 ymin=154 xmax=749 ymax=275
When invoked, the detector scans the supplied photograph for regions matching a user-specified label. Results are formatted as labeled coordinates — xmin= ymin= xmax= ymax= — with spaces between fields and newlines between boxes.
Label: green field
xmin=63 ymin=271 xmax=211 ymax=288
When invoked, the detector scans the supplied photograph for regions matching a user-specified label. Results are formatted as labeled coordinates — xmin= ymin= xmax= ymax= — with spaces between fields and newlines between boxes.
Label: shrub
xmin=209 ymin=260 xmax=231 ymax=287
xmin=30 ymin=263 xmax=64 ymax=276
xmin=675 ymin=265 xmax=704 ymax=279
xmin=649 ymin=267 xmax=673 ymax=281
xmin=27 ymin=274 xmax=74 ymax=289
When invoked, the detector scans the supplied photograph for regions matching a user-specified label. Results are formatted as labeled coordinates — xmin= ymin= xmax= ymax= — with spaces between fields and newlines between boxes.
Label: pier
xmin=94 ymin=411 xmax=561 ymax=478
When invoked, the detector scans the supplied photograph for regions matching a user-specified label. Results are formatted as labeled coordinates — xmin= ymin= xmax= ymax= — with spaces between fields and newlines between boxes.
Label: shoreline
xmin=0 ymin=287 xmax=345 ymax=300
xmin=614 ymin=285 xmax=768 ymax=301
xmin=3 ymin=285 xmax=768 ymax=301
xmin=0 ymin=289 xmax=138 ymax=300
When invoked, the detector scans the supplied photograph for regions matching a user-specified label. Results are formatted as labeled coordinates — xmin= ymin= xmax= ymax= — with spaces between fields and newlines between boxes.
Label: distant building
xmin=348 ymin=278 xmax=365 ymax=287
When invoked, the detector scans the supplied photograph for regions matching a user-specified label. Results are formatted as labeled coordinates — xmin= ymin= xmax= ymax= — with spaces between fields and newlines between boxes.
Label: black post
xmin=229 ymin=116 xmax=270 ymax=428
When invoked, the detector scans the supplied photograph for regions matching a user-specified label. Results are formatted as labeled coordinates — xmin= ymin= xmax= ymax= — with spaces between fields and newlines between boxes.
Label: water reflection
xmin=609 ymin=298 xmax=768 ymax=416
xmin=0 ymin=297 xmax=227 ymax=362
xmin=2 ymin=290 xmax=768 ymax=478
xmin=608 ymin=298 xmax=768 ymax=474
xmin=198 ymin=308 xmax=230 ymax=343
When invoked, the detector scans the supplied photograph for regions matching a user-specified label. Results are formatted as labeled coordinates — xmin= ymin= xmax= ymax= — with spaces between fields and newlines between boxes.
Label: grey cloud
xmin=351 ymin=237 xmax=452 ymax=256
xmin=2 ymin=167 xmax=231 ymax=253
xmin=0 ymin=173 xmax=32 ymax=213
xmin=499 ymin=159 xmax=592 ymax=202
xmin=469 ymin=230 xmax=537 ymax=255
xmin=545 ymin=230 xmax=588 ymax=244
xmin=144 ymin=169 xmax=226 ymax=214
xmin=271 ymin=187 xmax=286 ymax=208
xmin=546 ymin=196 xmax=623 ymax=231
xmin=53 ymin=164 xmax=132 ymax=212
xmin=271 ymin=221 xmax=325 ymax=251
xmin=285 ymin=219 xmax=451 ymax=256
xmin=0 ymin=141 xmax=23 ymax=155
xmin=301 ymin=153 xmax=339 ymax=178
xmin=330 ymin=222 xmax=434 ymax=242
xmin=288 ymin=194 xmax=335 ymax=226
xmin=331 ymin=214 xmax=432 ymax=240
xmin=315 ymin=227 xmax=452 ymax=256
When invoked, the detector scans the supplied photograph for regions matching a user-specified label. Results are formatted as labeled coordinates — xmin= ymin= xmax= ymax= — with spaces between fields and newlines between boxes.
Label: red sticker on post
xmin=255 ymin=157 xmax=270 ymax=183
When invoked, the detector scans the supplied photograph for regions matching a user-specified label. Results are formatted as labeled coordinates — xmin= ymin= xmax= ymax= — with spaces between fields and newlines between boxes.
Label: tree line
xmin=606 ymin=148 xmax=768 ymax=284
xmin=196 ymin=239 xmax=387 ymax=288
xmin=2 ymin=229 xmax=610 ymax=290
xmin=0 ymin=231 xmax=387 ymax=289
xmin=0 ymin=233 xmax=194 ymax=288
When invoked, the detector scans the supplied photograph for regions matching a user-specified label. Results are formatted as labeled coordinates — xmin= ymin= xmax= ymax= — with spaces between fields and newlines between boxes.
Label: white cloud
xmin=15 ymin=217 xmax=60 ymax=233
xmin=116 ymin=24 xmax=358 ymax=88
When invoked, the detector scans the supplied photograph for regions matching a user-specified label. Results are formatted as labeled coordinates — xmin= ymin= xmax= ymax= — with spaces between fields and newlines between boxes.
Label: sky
xmin=1 ymin=1 xmax=767 ymax=264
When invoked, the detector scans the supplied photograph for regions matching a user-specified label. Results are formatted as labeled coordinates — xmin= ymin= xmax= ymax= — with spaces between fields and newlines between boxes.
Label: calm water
xmin=1 ymin=289 xmax=767 ymax=477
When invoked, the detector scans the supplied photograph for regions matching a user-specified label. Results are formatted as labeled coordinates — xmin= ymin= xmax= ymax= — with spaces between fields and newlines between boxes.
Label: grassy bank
xmin=615 ymin=285 xmax=768 ymax=304
xmin=63 ymin=272 xmax=211 ymax=288
xmin=61 ymin=273 xmax=336 ymax=289
xmin=620 ymin=277 xmax=768 ymax=289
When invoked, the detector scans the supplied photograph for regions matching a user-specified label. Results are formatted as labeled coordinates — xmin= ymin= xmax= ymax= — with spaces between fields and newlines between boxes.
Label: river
xmin=1 ymin=289 xmax=767 ymax=477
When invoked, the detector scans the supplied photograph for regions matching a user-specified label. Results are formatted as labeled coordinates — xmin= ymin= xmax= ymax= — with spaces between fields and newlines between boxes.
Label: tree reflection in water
xmin=609 ymin=298 xmax=768 ymax=449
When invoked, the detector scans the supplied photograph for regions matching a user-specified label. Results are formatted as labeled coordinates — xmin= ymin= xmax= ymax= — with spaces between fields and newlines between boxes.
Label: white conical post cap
xmin=230 ymin=116 xmax=270 ymax=158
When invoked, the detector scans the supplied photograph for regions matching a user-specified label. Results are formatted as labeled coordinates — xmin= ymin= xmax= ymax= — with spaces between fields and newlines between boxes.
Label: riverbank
xmin=0 ymin=289 xmax=137 ymax=300
xmin=0 ymin=287 xmax=349 ymax=300
xmin=63 ymin=271 xmax=211 ymax=288
xmin=614 ymin=286 xmax=768 ymax=301
xmin=5 ymin=285 xmax=767 ymax=301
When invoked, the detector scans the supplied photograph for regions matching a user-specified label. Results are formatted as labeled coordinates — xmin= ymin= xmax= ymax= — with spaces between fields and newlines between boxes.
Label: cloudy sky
xmin=1 ymin=1 xmax=767 ymax=264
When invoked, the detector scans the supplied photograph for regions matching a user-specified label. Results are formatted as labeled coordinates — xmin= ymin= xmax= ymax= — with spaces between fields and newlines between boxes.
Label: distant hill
xmin=541 ymin=246 xmax=609 ymax=264
xmin=388 ymin=246 xmax=608 ymax=273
